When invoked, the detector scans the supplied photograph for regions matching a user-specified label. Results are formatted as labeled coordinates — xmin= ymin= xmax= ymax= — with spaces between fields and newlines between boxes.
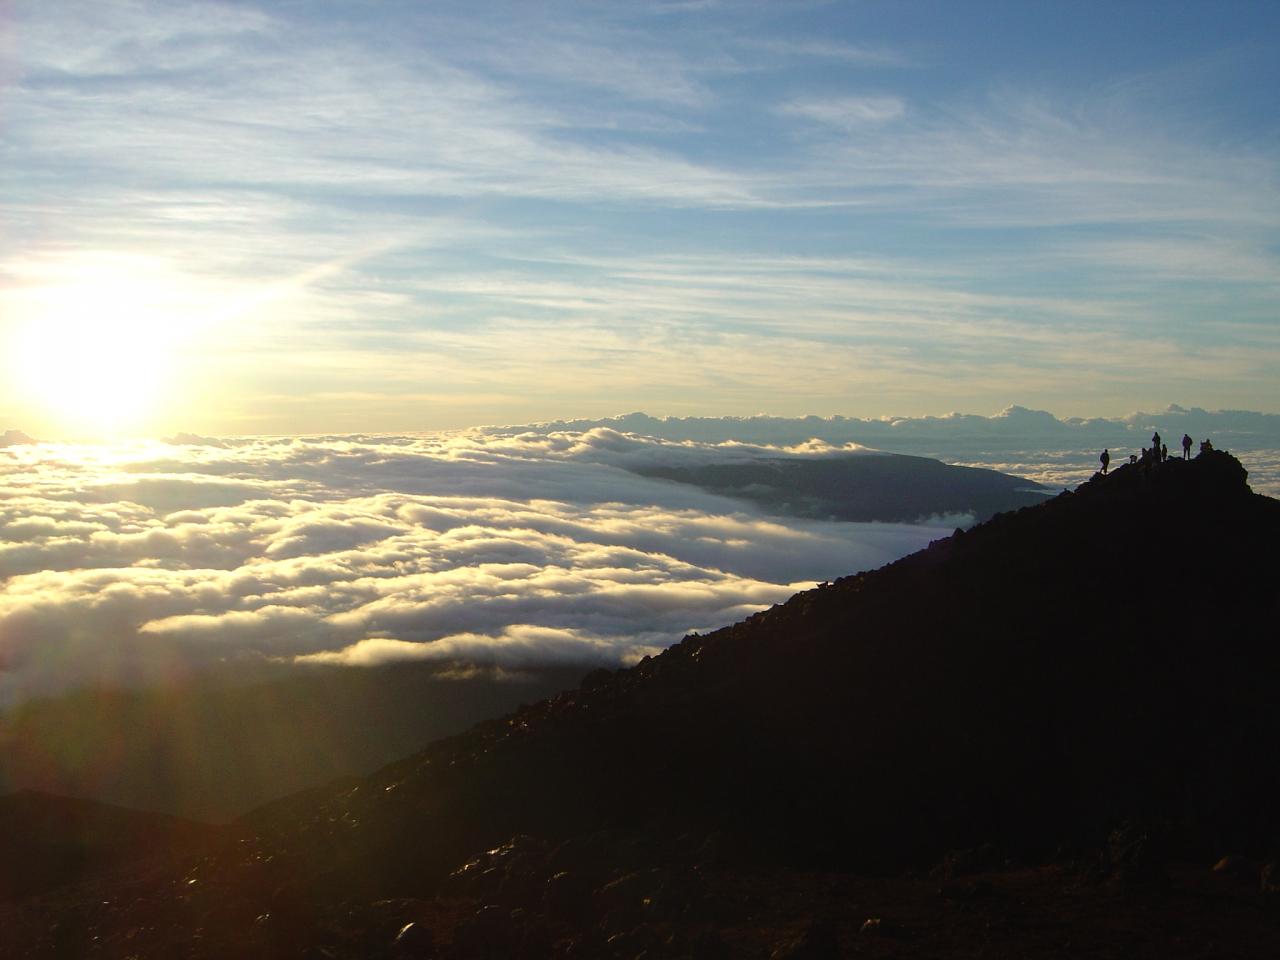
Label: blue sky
xmin=2 ymin=0 xmax=1278 ymax=437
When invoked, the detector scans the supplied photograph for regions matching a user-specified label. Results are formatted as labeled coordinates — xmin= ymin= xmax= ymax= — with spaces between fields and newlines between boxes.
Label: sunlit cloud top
xmin=0 ymin=429 xmax=952 ymax=704
xmin=2 ymin=0 xmax=1278 ymax=437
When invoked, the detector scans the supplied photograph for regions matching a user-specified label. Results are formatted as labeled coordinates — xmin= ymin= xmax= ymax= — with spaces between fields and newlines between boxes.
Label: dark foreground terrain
xmin=0 ymin=662 xmax=588 ymax=823
xmin=3 ymin=450 xmax=1279 ymax=957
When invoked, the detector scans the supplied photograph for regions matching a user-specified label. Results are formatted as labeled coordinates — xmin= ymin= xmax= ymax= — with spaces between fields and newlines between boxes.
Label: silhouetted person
xmin=1161 ymin=443 xmax=1168 ymax=462
xmin=1200 ymin=438 xmax=1214 ymax=454
xmin=1100 ymin=448 xmax=1110 ymax=474
xmin=1182 ymin=434 xmax=1192 ymax=459
xmin=1129 ymin=453 xmax=1137 ymax=464
xmin=1152 ymin=431 xmax=1162 ymax=456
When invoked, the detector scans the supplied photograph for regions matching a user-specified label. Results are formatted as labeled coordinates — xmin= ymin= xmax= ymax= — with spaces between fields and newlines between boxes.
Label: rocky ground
xmin=4 ymin=829 xmax=1279 ymax=958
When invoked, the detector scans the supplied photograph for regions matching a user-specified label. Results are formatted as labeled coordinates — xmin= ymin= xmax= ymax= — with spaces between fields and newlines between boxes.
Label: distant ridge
xmin=0 ymin=791 xmax=222 ymax=901
xmin=633 ymin=451 xmax=1052 ymax=523
xmin=0 ymin=429 xmax=35 ymax=446
xmin=488 ymin=406 xmax=1280 ymax=452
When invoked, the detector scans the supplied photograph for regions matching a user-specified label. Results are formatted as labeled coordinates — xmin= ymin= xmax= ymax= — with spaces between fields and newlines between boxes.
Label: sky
xmin=2 ymin=0 xmax=1279 ymax=438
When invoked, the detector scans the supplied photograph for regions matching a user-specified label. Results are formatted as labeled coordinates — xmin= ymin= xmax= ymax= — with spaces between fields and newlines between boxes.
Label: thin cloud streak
xmin=2 ymin=1 xmax=1277 ymax=432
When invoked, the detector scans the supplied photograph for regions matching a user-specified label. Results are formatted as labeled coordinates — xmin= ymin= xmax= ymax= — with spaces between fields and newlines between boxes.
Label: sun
xmin=8 ymin=255 xmax=201 ymax=436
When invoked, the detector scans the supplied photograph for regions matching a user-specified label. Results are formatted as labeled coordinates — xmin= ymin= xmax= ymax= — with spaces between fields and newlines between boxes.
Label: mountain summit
xmin=5 ymin=450 xmax=1278 ymax=957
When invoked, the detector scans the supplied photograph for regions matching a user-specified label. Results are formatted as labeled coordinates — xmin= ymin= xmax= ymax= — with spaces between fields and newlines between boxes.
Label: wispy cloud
xmin=751 ymin=38 xmax=912 ymax=68
xmin=2 ymin=1 xmax=1277 ymax=432
xmin=779 ymin=95 xmax=906 ymax=127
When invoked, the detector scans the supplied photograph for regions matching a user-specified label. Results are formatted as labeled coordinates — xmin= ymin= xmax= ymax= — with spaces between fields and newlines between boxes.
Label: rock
xmin=1260 ymin=861 xmax=1280 ymax=896
xmin=694 ymin=831 xmax=726 ymax=867
xmin=449 ymin=905 xmax=524 ymax=958
xmin=771 ymin=916 xmax=839 ymax=958
xmin=1101 ymin=823 xmax=1170 ymax=888
xmin=393 ymin=921 xmax=435 ymax=957
xmin=447 ymin=835 xmax=550 ymax=904
xmin=938 ymin=879 xmax=993 ymax=901
xmin=544 ymin=871 xmax=595 ymax=922
xmin=604 ymin=924 xmax=662 ymax=958
xmin=935 ymin=843 xmax=1001 ymax=879
xmin=581 ymin=668 xmax=614 ymax=690
xmin=1212 ymin=855 xmax=1256 ymax=881
xmin=683 ymin=928 xmax=732 ymax=960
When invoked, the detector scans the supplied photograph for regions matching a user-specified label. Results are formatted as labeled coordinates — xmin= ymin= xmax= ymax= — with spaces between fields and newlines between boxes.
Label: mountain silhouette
xmin=0 ymin=791 xmax=222 ymax=902
xmin=4 ymin=450 xmax=1278 ymax=957
xmin=632 ymin=452 xmax=1051 ymax=522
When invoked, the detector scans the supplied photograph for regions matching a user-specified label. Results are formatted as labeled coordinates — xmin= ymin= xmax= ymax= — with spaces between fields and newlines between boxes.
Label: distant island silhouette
xmin=633 ymin=452 xmax=1053 ymax=524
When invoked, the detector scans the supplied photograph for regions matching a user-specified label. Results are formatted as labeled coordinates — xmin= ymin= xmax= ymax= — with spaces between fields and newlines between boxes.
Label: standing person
xmin=1182 ymin=434 xmax=1192 ymax=459
xmin=1152 ymin=431 xmax=1162 ymax=456
xmin=1161 ymin=443 xmax=1168 ymax=462
xmin=1100 ymin=448 xmax=1110 ymax=474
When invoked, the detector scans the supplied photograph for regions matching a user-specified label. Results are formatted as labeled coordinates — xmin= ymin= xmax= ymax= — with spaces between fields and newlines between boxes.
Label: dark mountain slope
xmin=240 ymin=451 xmax=1278 ymax=886
xmin=633 ymin=452 xmax=1051 ymax=522
xmin=0 ymin=661 xmax=587 ymax=822
xmin=0 ymin=790 xmax=223 ymax=901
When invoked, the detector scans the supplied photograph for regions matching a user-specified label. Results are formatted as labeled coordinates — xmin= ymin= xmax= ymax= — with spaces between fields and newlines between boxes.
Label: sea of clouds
xmin=4 ymin=407 xmax=1276 ymax=707
xmin=0 ymin=429 xmax=949 ymax=705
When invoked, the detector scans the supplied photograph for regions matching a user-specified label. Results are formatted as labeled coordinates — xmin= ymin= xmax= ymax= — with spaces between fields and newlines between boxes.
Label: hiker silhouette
xmin=1182 ymin=434 xmax=1192 ymax=460
xmin=1100 ymin=449 xmax=1110 ymax=474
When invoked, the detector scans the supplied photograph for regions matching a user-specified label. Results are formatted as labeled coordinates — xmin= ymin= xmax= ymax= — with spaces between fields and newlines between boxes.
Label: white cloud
xmin=0 ymin=431 xmax=949 ymax=704
xmin=780 ymin=95 xmax=906 ymax=127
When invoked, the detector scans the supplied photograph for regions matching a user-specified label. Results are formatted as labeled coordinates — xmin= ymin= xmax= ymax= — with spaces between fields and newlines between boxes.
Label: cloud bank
xmin=0 ymin=430 xmax=947 ymax=705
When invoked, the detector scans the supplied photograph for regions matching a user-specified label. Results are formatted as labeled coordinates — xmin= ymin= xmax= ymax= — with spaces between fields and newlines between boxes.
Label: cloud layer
xmin=0 ymin=430 xmax=947 ymax=704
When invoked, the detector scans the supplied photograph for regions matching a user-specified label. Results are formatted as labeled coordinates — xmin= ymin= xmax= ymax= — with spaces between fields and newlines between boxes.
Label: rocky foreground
xmin=3 ymin=450 xmax=1279 ymax=957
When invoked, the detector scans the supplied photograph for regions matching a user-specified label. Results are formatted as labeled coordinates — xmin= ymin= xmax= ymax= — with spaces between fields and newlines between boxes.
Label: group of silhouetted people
xmin=1099 ymin=432 xmax=1202 ymax=475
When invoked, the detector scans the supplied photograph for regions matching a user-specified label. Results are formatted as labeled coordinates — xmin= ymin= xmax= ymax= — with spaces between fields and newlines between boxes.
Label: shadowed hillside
xmin=4 ymin=450 xmax=1279 ymax=957
xmin=0 ymin=791 xmax=224 ymax=901
xmin=0 ymin=663 xmax=588 ymax=823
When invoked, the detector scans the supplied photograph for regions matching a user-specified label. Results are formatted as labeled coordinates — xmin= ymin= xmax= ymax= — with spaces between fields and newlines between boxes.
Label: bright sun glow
xmin=7 ymin=254 xmax=208 ymax=436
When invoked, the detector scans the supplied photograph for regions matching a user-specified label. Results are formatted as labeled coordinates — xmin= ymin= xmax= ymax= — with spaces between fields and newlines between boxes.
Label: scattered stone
xmin=771 ymin=916 xmax=839 ymax=958
xmin=1212 ymin=855 xmax=1256 ymax=881
xmin=393 ymin=921 xmax=435 ymax=956
xmin=1261 ymin=861 xmax=1280 ymax=896
xmin=544 ymin=871 xmax=595 ymax=922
